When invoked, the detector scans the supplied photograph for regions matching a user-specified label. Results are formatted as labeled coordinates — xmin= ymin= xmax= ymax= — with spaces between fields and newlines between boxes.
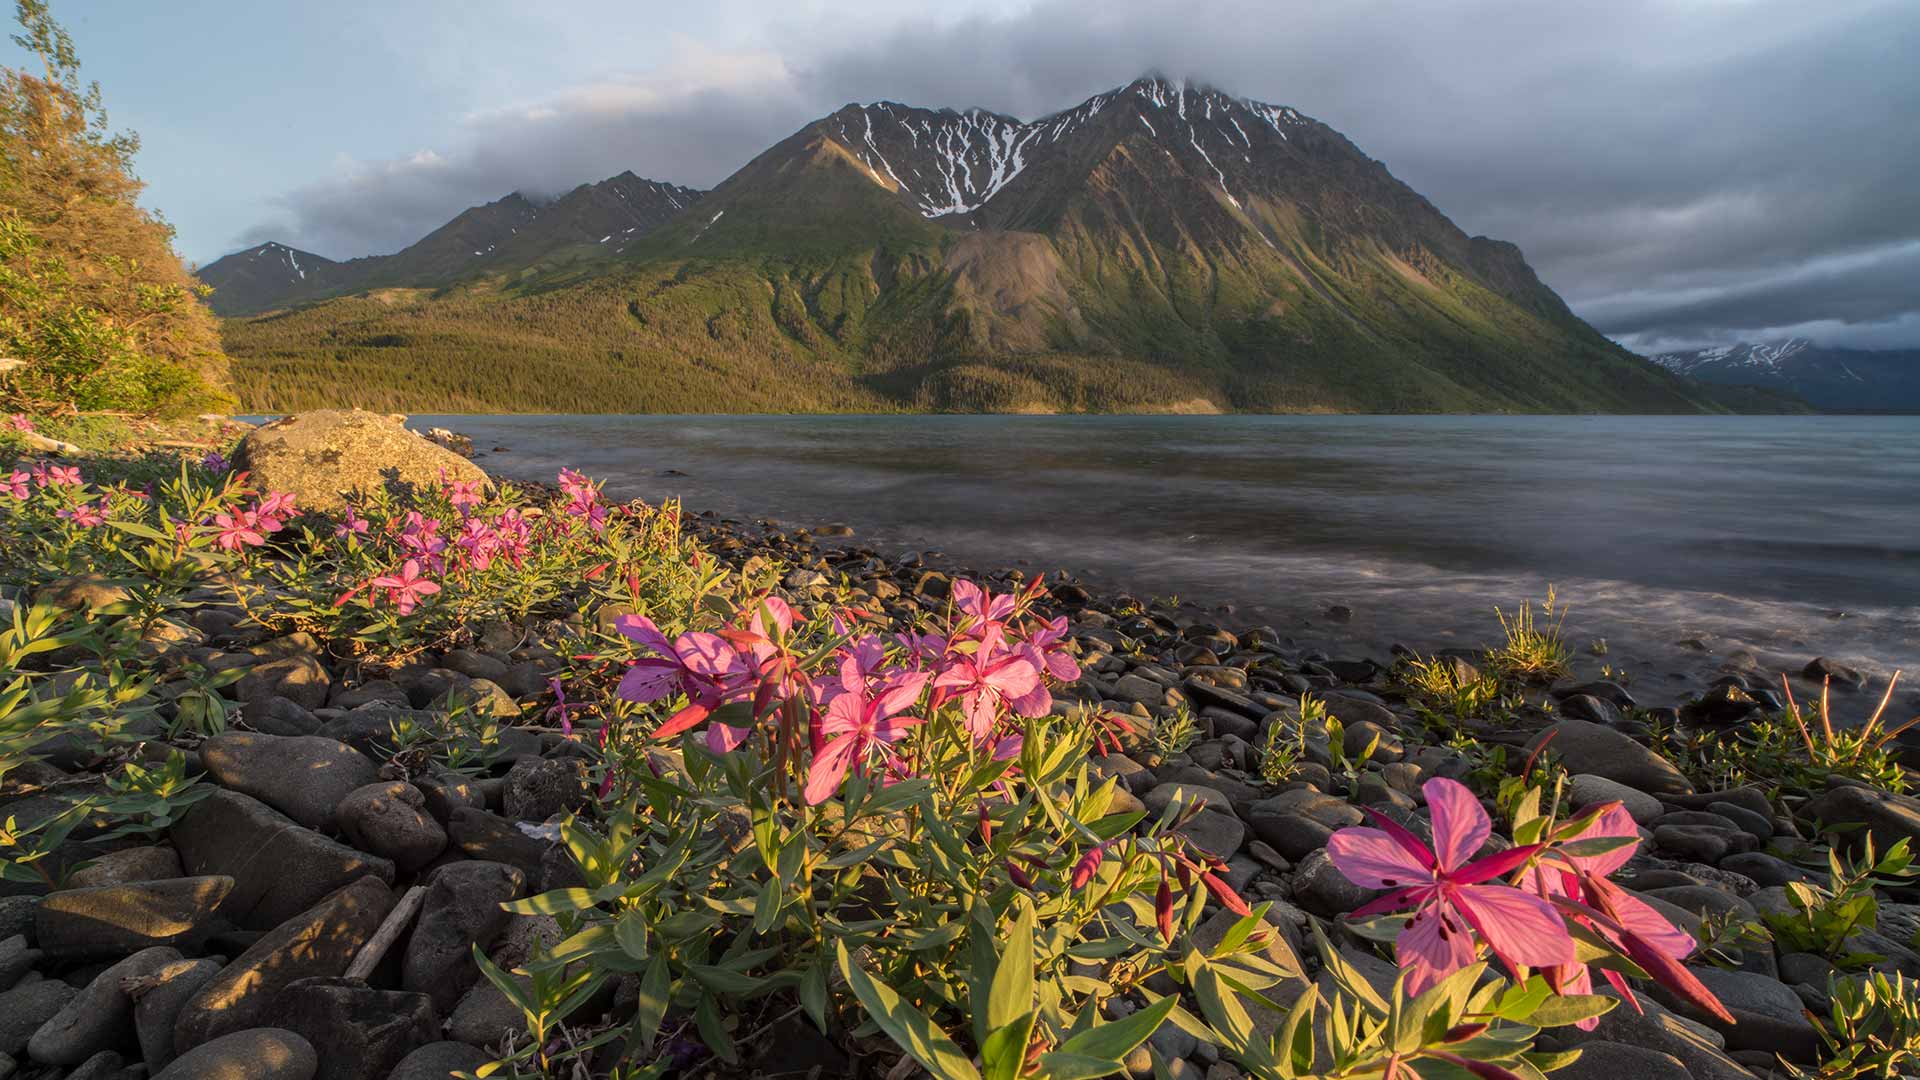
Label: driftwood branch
xmin=345 ymin=884 xmax=426 ymax=981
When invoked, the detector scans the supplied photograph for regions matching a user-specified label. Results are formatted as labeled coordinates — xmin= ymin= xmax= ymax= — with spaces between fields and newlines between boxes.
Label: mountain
xmin=198 ymin=173 xmax=701 ymax=315
xmin=1651 ymin=339 xmax=1920 ymax=412
xmin=221 ymin=76 xmax=1740 ymax=415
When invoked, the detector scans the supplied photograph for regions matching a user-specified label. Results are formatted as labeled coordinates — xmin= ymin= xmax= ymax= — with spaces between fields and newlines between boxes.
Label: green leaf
xmin=1059 ymin=993 xmax=1176 ymax=1061
xmin=501 ymin=887 xmax=601 ymax=915
xmin=1557 ymin=836 xmax=1639 ymax=860
xmin=799 ymin=959 xmax=829 ymax=1033
xmin=981 ymin=1012 xmax=1037 ymax=1080
xmin=1035 ymin=1051 xmax=1129 ymax=1079
xmin=687 ymin=964 xmax=763 ymax=996
xmin=836 ymin=940 xmax=982 ymax=1080
xmin=614 ymin=909 xmax=649 ymax=960
xmin=752 ymin=878 xmax=783 ymax=935
xmin=987 ymin=897 xmax=1036 ymax=1033
xmin=1523 ymin=993 xmax=1617 ymax=1027
xmin=633 ymin=952 xmax=670 ymax=1052
xmin=694 ymin=993 xmax=738 ymax=1063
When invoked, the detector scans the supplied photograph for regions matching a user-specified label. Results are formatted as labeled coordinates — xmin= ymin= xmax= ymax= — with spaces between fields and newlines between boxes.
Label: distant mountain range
xmin=209 ymin=76 xmax=1764 ymax=415
xmin=1651 ymin=338 xmax=1920 ymax=412
xmin=200 ymin=173 xmax=701 ymax=315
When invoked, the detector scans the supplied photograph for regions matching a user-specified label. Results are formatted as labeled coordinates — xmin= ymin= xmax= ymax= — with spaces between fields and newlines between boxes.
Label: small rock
xmin=501 ymin=757 xmax=587 ymax=822
xmin=172 ymin=790 xmax=393 ymax=930
xmin=403 ymin=862 xmax=526 ymax=1015
xmin=173 ymin=876 xmax=395 ymax=1052
xmin=1548 ymin=1041 xmax=1690 ymax=1080
xmin=1291 ymin=849 xmax=1373 ymax=916
xmin=35 ymin=877 xmax=233 ymax=958
xmin=135 ymin=958 xmax=222 ymax=1072
xmin=388 ymin=1040 xmax=491 ymax=1080
xmin=200 ymin=733 xmax=378 ymax=831
xmin=1531 ymin=720 xmax=1691 ymax=796
xmin=0 ymin=979 xmax=75 ymax=1056
xmin=27 ymin=946 xmax=180 ymax=1066
xmin=274 ymin=976 xmax=439 ymax=1080
xmin=67 ymin=845 xmax=182 ymax=888
xmin=1568 ymin=774 xmax=1664 ymax=825
xmin=151 ymin=1027 xmax=317 ymax=1080
xmin=336 ymin=782 xmax=447 ymax=874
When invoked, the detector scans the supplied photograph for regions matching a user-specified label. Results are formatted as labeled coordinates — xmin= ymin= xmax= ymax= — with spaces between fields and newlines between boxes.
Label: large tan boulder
xmin=231 ymin=410 xmax=487 ymax=513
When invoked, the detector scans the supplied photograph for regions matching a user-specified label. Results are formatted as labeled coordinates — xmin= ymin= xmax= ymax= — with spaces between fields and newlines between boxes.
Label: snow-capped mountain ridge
xmin=1654 ymin=338 xmax=1813 ymax=375
xmin=823 ymin=77 xmax=1311 ymax=221
xmin=1651 ymin=339 xmax=1920 ymax=410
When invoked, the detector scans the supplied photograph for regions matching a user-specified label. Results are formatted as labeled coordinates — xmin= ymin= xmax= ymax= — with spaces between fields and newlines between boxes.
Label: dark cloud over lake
xmin=242 ymin=0 xmax=1920 ymax=351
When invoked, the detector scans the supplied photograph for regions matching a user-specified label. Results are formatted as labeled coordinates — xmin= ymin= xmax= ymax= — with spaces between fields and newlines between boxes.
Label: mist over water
xmin=419 ymin=414 xmax=1920 ymax=705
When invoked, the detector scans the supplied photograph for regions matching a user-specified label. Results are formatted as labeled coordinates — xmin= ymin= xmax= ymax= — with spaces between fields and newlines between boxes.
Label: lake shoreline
xmin=446 ymin=413 xmax=1919 ymax=714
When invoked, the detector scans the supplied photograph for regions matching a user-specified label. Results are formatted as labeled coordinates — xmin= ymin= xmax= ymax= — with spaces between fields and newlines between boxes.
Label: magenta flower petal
xmin=1424 ymin=778 xmax=1492 ymax=873
xmin=1398 ymin=902 xmax=1479 ymax=995
xmin=804 ymin=735 xmax=860 ymax=804
xmin=617 ymin=660 xmax=680 ymax=703
xmin=1327 ymin=827 xmax=1436 ymax=890
xmin=1451 ymin=883 xmax=1576 ymax=974
xmin=1363 ymin=807 xmax=1437 ymax=870
xmin=613 ymin=614 xmax=675 ymax=656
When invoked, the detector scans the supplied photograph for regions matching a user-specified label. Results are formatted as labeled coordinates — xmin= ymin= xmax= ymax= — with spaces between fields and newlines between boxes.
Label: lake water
xmin=415 ymin=414 xmax=1920 ymax=705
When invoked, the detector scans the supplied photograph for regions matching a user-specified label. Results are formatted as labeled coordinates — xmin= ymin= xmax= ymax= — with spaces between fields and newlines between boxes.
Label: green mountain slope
xmin=224 ymin=77 xmax=1736 ymax=415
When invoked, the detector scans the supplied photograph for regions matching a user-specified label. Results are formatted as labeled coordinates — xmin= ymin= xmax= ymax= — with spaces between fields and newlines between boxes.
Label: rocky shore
xmin=3 ymin=414 xmax=1918 ymax=1080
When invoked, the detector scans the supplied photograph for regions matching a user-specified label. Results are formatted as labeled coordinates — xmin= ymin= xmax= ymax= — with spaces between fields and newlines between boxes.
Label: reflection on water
xmin=416 ymin=414 xmax=1920 ymax=704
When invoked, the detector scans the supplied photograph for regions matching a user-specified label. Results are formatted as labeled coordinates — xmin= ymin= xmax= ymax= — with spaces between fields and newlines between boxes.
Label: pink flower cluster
xmin=211 ymin=491 xmax=297 ymax=551
xmin=558 ymin=469 xmax=607 ymax=532
xmin=1329 ymin=778 xmax=1732 ymax=1026
xmin=610 ymin=578 xmax=1085 ymax=806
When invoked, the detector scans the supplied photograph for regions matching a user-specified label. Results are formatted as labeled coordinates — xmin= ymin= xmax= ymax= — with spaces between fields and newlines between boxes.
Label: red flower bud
xmin=1201 ymin=872 xmax=1252 ymax=917
xmin=1156 ymin=880 xmax=1175 ymax=943
xmin=1617 ymin=928 xmax=1736 ymax=1025
xmin=1071 ymin=844 xmax=1106 ymax=890
xmin=978 ymin=802 xmax=993 ymax=844
xmin=1007 ymin=861 xmax=1035 ymax=890
xmin=1442 ymin=1023 xmax=1488 ymax=1043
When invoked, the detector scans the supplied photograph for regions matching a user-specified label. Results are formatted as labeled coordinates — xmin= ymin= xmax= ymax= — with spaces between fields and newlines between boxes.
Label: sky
xmin=13 ymin=0 xmax=1919 ymax=352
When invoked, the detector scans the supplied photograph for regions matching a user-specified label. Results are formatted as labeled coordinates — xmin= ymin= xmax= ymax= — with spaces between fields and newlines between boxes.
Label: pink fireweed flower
xmin=931 ymin=631 xmax=1041 ymax=743
xmin=1327 ymin=777 xmax=1574 ymax=995
xmin=1024 ymin=615 xmax=1081 ymax=681
xmin=1517 ymin=803 xmax=1708 ymax=1026
xmin=557 ymin=468 xmax=593 ymax=501
xmin=334 ymin=506 xmax=369 ymax=540
xmin=4 ymin=470 xmax=27 ymax=499
xmin=952 ymin=578 xmax=1019 ymax=641
xmin=399 ymin=511 xmax=448 ymax=569
xmin=42 ymin=464 xmax=81 ymax=487
xmin=58 ymin=501 xmax=106 ymax=527
xmin=803 ymin=671 xmax=931 ymax=804
xmin=446 ymin=477 xmax=484 ymax=512
xmin=212 ymin=509 xmax=268 ymax=551
xmin=455 ymin=518 xmax=501 ymax=569
xmin=613 ymin=614 xmax=750 ymax=740
xmin=371 ymin=559 xmax=442 ymax=616
xmin=6 ymin=413 xmax=31 ymax=432
xmin=253 ymin=491 xmax=297 ymax=531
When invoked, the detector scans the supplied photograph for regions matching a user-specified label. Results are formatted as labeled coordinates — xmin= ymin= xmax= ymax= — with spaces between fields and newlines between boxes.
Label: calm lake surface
xmin=416 ymin=414 xmax=1920 ymax=704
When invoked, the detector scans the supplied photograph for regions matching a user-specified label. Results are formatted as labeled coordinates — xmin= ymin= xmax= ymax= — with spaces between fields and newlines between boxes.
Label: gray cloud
xmin=243 ymin=0 xmax=1920 ymax=349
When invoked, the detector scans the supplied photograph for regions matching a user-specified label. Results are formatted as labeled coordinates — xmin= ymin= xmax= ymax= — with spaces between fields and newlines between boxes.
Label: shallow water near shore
xmin=415 ymin=413 xmax=1920 ymax=706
